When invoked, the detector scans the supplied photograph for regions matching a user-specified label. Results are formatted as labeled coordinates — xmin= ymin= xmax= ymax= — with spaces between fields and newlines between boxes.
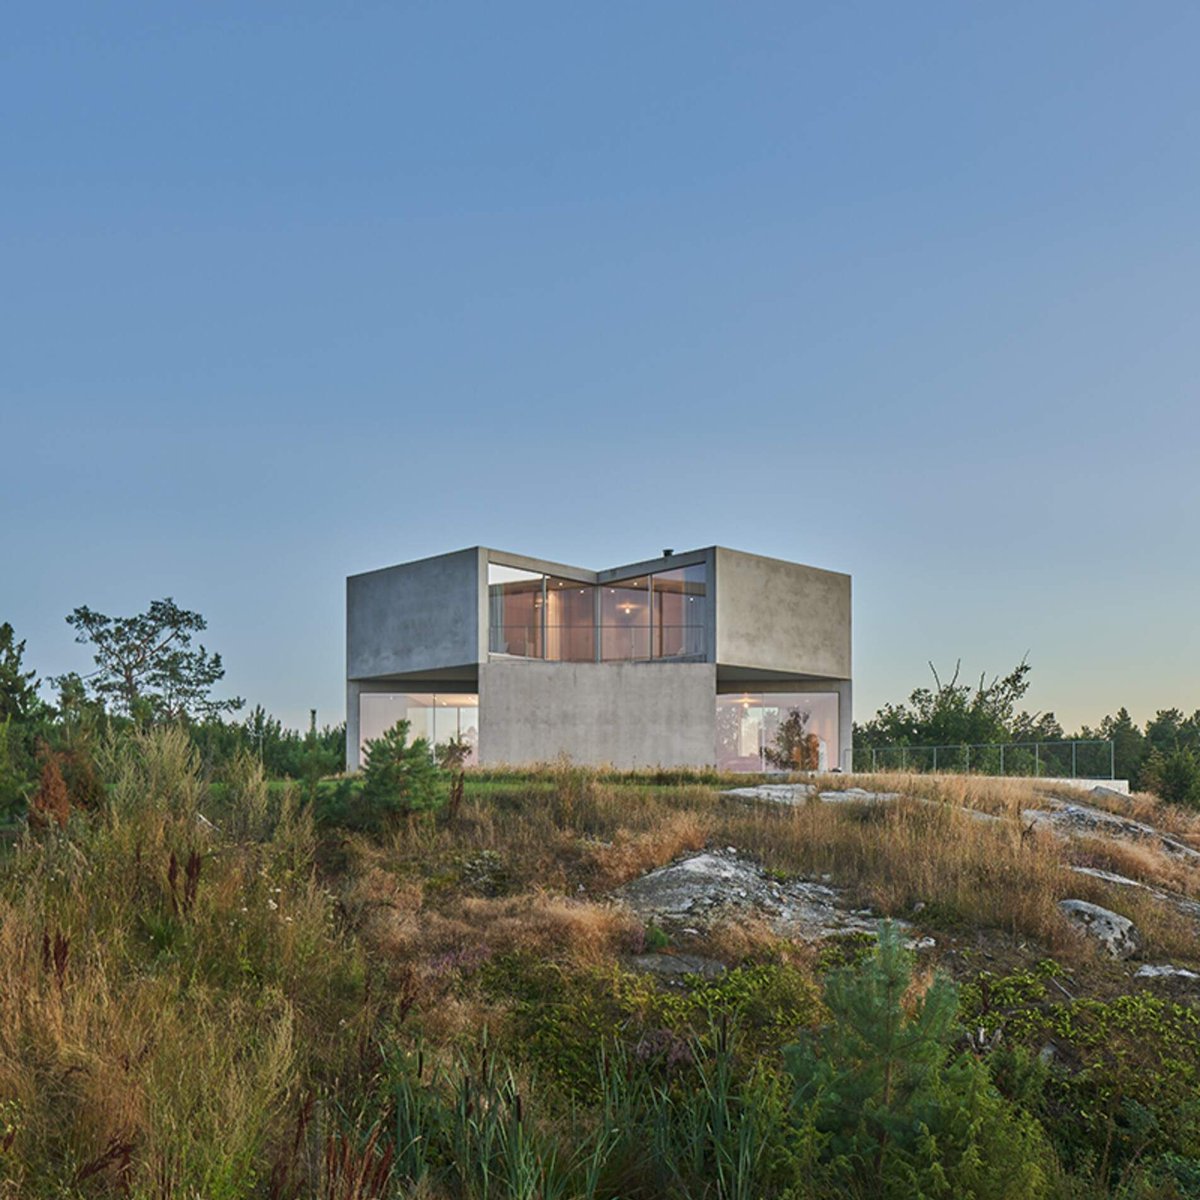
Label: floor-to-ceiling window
xmin=488 ymin=564 xmax=544 ymax=658
xmin=716 ymin=691 xmax=839 ymax=773
xmin=545 ymin=577 xmax=596 ymax=662
xmin=600 ymin=576 xmax=650 ymax=661
xmin=489 ymin=558 xmax=709 ymax=663
xmin=359 ymin=693 xmax=479 ymax=764
xmin=652 ymin=564 xmax=707 ymax=658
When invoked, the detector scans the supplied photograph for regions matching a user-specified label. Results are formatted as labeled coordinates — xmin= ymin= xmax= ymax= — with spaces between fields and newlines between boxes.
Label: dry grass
xmin=713 ymin=789 xmax=1199 ymax=962
xmin=353 ymin=766 xmax=1200 ymax=967
xmin=5 ymin=741 xmax=1200 ymax=1197
xmin=720 ymin=797 xmax=1077 ymax=949
xmin=0 ymin=729 xmax=367 ymax=1197
xmin=1065 ymin=834 xmax=1197 ymax=896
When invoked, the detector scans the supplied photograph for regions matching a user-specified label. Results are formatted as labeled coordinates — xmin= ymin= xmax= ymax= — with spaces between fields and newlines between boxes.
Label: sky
xmin=2 ymin=1 xmax=1198 ymax=733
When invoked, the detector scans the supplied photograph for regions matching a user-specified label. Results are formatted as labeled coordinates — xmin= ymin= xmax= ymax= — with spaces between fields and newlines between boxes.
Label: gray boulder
xmin=1058 ymin=899 xmax=1141 ymax=959
xmin=631 ymin=953 xmax=726 ymax=980
xmin=1135 ymin=964 xmax=1200 ymax=981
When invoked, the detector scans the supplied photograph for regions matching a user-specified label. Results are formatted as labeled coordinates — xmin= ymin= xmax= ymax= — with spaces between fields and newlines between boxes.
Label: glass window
xmin=600 ymin=576 xmax=650 ymax=661
xmin=652 ymin=564 xmax=706 ymax=658
xmin=545 ymin=576 xmax=595 ymax=662
xmin=488 ymin=558 xmax=709 ymax=665
xmin=716 ymin=692 xmax=839 ymax=773
xmin=488 ymin=563 xmax=544 ymax=658
xmin=359 ymin=692 xmax=479 ymax=765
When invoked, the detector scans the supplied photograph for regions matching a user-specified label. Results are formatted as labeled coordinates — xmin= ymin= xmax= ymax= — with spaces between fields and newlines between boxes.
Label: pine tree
xmin=0 ymin=624 xmax=47 ymax=817
xmin=0 ymin=622 xmax=42 ymax=723
xmin=361 ymin=720 xmax=439 ymax=820
xmin=785 ymin=924 xmax=1052 ymax=1199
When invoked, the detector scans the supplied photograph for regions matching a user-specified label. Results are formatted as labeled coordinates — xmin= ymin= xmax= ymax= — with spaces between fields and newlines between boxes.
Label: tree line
xmin=4 ymin=600 xmax=1199 ymax=820
xmin=0 ymin=601 xmax=343 ymax=822
xmin=853 ymin=658 xmax=1200 ymax=805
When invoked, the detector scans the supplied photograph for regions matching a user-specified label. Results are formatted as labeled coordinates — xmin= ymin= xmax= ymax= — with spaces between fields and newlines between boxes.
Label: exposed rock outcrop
xmin=615 ymin=847 xmax=911 ymax=943
xmin=1026 ymin=802 xmax=1200 ymax=862
xmin=1058 ymin=899 xmax=1141 ymax=959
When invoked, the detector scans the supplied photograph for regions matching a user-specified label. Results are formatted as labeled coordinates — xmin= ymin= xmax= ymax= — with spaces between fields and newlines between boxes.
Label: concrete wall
xmin=714 ymin=547 xmax=850 ymax=680
xmin=347 ymin=547 xmax=482 ymax=680
xmin=478 ymin=660 xmax=717 ymax=769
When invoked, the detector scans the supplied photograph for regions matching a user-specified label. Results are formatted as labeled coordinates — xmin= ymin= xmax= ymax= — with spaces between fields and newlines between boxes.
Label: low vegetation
xmin=3 ymin=724 xmax=1200 ymax=1198
xmin=5 ymin=618 xmax=1200 ymax=1194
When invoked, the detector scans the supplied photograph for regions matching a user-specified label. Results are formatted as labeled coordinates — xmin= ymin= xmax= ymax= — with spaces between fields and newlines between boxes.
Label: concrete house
xmin=346 ymin=546 xmax=852 ymax=773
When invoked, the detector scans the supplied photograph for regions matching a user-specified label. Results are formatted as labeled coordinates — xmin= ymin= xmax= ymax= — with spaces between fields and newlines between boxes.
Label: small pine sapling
xmin=786 ymin=923 xmax=1052 ymax=1199
xmin=361 ymin=720 xmax=439 ymax=820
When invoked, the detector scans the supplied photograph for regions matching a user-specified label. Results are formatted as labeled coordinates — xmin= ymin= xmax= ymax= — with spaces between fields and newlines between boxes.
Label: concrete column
xmin=837 ymin=679 xmax=854 ymax=772
xmin=345 ymin=680 xmax=362 ymax=772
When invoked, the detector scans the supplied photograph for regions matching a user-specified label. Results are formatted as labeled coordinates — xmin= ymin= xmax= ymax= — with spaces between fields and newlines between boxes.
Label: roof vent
xmin=662 ymin=548 xmax=674 ymax=557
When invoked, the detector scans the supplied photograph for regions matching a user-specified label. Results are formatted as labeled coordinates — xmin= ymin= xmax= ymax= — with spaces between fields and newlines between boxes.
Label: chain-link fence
xmin=850 ymin=739 xmax=1115 ymax=780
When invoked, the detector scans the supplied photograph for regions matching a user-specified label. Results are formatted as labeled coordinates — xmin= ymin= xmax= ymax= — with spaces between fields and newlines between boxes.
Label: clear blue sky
xmin=3 ymin=2 xmax=1198 ymax=732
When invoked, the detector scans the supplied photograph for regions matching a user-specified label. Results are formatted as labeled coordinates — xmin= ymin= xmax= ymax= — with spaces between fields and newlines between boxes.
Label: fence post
xmin=1035 ymin=743 xmax=1040 ymax=777
xmin=872 ymin=747 xmax=877 ymax=773
xmin=965 ymin=744 xmax=970 ymax=774
xmin=933 ymin=746 xmax=938 ymax=772
xmin=1110 ymin=741 xmax=1115 ymax=781
xmin=1072 ymin=742 xmax=1077 ymax=779
xmin=1000 ymin=744 xmax=1005 ymax=776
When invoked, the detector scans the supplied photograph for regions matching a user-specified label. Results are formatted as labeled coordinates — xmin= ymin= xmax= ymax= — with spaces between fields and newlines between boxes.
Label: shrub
xmin=960 ymin=963 xmax=1200 ymax=1183
xmin=786 ymin=924 xmax=1054 ymax=1199
xmin=28 ymin=748 xmax=69 ymax=830
xmin=356 ymin=720 xmax=439 ymax=826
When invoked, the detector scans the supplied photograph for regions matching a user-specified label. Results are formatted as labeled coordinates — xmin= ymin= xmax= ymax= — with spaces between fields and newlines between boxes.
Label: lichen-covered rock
xmin=1135 ymin=964 xmax=1200 ymax=981
xmin=1058 ymin=899 xmax=1141 ymax=959
xmin=614 ymin=848 xmax=898 ymax=941
xmin=1027 ymin=802 xmax=1200 ymax=862
xmin=630 ymin=952 xmax=726 ymax=980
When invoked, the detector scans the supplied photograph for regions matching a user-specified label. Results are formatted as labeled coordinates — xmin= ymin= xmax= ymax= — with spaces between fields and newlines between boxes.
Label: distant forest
xmin=4 ymin=605 xmax=1199 ymax=818
xmin=853 ymin=659 xmax=1200 ymax=804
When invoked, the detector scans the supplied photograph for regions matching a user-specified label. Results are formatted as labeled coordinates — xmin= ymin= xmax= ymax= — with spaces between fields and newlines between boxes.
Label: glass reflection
xmin=716 ymin=692 xmax=839 ymax=773
xmin=600 ymin=577 xmax=650 ymax=661
xmin=652 ymin=564 xmax=706 ymax=658
xmin=359 ymin=693 xmax=479 ymax=765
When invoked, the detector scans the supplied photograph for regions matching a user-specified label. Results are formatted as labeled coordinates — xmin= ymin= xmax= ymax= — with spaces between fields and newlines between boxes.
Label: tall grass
xmin=3 ymin=745 xmax=1198 ymax=1197
xmin=0 ymin=728 xmax=369 ymax=1197
xmin=381 ymin=1025 xmax=798 ymax=1200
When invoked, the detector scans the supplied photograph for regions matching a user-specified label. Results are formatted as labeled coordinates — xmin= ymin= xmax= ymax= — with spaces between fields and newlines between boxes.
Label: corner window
xmin=717 ymin=692 xmax=839 ymax=773
xmin=487 ymin=564 xmax=544 ymax=658
xmin=488 ymin=559 xmax=708 ymax=663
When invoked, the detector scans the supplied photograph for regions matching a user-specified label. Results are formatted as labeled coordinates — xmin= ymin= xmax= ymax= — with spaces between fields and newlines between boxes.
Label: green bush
xmin=786 ymin=924 xmax=1054 ymax=1199
xmin=960 ymin=962 xmax=1200 ymax=1182
xmin=317 ymin=719 xmax=442 ymax=831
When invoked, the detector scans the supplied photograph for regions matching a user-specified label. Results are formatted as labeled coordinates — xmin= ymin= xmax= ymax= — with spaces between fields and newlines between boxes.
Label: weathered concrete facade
xmin=479 ymin=660 xmax=718 ymax=767
xmin=346 ymin=546 xmax=852 ymax=772
xmin=714 ymin=547 xmax=850 ymax=680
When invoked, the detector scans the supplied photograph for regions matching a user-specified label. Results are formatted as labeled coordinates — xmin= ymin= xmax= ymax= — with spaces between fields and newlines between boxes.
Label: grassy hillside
xmin=3 ymin=731 xmax=1200 ymax=1198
